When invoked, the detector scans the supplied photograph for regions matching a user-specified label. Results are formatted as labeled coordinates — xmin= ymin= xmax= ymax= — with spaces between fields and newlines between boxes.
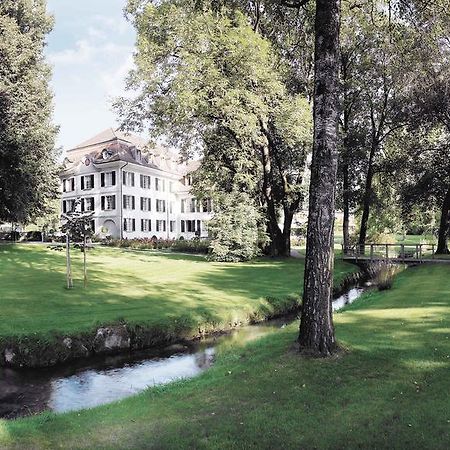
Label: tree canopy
xmin=0 ymin=0 xmax=58 ymax=224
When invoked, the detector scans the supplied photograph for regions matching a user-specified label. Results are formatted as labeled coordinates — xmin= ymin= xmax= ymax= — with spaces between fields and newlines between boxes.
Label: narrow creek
xmin=0 ymin=285 xmax=369 ymax=419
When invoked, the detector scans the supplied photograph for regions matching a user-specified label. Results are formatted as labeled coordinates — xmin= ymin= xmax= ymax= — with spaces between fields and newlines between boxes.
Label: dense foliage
xmin=117 ymin=1 xmax=312 ymax=257
xmin=206 ymin=191 xmax=266 ymax=262
xmin=0 ymin=0 xmax=58 ymax=224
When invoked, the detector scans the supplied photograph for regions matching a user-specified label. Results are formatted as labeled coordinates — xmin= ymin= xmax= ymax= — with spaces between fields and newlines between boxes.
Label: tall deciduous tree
xmin=117 ymin=1 xmax=312 ymax=257
xmin=298 ymin=0 xmax=341 ymax=356
xmin=0 ymin=0 xmax=58 ymax=224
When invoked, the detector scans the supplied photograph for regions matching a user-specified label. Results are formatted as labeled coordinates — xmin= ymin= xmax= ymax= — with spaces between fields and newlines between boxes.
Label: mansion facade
xmin=59 ymin=128 xmax=212 ymax=240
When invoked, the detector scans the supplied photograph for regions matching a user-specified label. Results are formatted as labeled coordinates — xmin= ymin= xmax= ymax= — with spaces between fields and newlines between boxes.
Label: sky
xmin=45 ymin=1 xmax=135 ymax=152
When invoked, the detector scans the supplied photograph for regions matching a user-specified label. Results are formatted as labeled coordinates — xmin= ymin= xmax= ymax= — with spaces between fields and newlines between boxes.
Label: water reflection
xmin=0 ymin=287 xmax=366 ymax=419
xmin=332 ymin=287 xmax=366 ymax=312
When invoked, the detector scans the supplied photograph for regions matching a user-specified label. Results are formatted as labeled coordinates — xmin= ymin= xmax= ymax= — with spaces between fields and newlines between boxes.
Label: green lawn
xmin=0 ymin=244 xmax=355 ymax=340
xmin=1 ymin=264 xmax=448 ymax=449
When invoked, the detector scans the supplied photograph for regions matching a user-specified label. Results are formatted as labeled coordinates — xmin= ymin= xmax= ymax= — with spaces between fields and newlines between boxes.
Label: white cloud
xmin=93 ymin=14 xmax=130 ymax=35
xmin=100 ymin=54 xmax=135 ymax=98
xmin=48 ymin=40 xmax=133 ymax=66
xmin=48 ymin=39 xmax=94 ymax=65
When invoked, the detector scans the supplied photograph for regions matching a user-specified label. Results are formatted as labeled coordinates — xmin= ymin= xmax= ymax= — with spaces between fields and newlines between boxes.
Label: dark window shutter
xmin=181 ymin=220 xmax=185 ymax=232
xmin=112 ymin=196 xmax=116 ymax=209
xmin=112 ymin=171 xmax=116 ymax=185
xmin=123 ymin=195 xmax=126 ymax=208
xmin=63 ymin=181 xmax=66 ymax=193
xmin=63 ymin=201 xmax=67 ymax=213
xmin=123 ymin=219 xmax=127 ymax=232
xmin=140 ymin=174 xmax=143 ymax=188
xmin=91 ymin=198 xmax=94 ymax=210
xmin=101 ymin=173 xmax=105 ymax=187
xmin=81 ymin=199 xmax=85 ymax=212
xmin=164 ymin=221 xmax=166 ymax=232
xmin=81 ymin=176 xmax=85 ymax=190
xmin=132 ymin=219 xmax=136 ymax=231
xmin=140 ymin=197 xmax=143 ymax=210
xmin=123 ymin=171 xmax=126 ymax=185
xmin=91 ymin=175 xmax=94 ymax=188
xmin=132 ymin=196 xmax=135 ymax=210
xmin=131 ymin=173 xmax=135 ymax=187
xmin=101 ymin=196 xmax=105 ymax=210
xmin=149 ymin=220 xmax=152 ymax=231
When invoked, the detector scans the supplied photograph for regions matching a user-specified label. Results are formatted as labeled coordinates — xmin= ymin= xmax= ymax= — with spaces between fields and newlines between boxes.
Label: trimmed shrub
xmin=102 ymin=237 xmax=210 ymax=254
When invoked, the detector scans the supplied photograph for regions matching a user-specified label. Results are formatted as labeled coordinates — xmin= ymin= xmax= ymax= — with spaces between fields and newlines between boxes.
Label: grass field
xmin=0 ymin=244 xmax=356 ymax=340
xmin=0 ymin=264 xmax=448 ymax=449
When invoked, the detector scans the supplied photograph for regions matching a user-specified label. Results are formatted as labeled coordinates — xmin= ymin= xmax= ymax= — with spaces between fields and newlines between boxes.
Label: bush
xmin=372 ymin=262 xmax=404 ymax=291
xmin=207 ymin=192 xmax=266 ymax=262
xmin=102 ymin=237 xmax=210 ymax=254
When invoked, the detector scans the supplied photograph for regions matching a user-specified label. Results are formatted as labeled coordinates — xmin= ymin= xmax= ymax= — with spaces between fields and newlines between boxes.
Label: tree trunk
xmin=66 ymin=234 xmax=73 ymax=289
xmin=342 ymin=160 xmax=350 ymax=254
xmin=282 ymin=207 xmax=294 ymax=257
xmin=358 ymin=140 xmax=377 ymax=254
xmin=83 ymin=235 xmax=88 ymax=287
xmin=298 ymin=0 xmax=340 ymax=356
xmin=436 ymin=186 xmax=450 ymax=254
xmin=261 ymin=143 xmax=286 ymax=257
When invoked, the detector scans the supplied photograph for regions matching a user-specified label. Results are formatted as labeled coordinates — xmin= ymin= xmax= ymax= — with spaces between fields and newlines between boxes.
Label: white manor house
xmin=60 ymin=128 xmax=212 ymax=240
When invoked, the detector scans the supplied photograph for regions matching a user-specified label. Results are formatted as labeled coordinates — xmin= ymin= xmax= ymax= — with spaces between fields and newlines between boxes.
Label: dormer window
xmin=136 ymin=149 xmax=142 ymax=162
xmin=102 ymin=149 xmax=111 ymax=160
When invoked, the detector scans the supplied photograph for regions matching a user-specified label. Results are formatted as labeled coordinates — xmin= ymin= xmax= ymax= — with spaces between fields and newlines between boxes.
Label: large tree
xmin=117 ymin=1 xmax=312 ymax=256
xmin=0 ymin=0 xmax=58 ymax=224
xmin=297 ymin=0 xmax=341 ymax=356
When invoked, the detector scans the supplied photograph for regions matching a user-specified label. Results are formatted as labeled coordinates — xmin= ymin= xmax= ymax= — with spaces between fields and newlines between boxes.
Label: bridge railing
xmin=343 ymin=243 xmax=437 ymax=261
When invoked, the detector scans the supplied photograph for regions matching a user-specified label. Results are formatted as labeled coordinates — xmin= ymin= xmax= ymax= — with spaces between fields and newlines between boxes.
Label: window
xmin=181 ymin=220 xmax=196 ymax=233
xmin=202 ymin=198 xmax=212 ymax=213
xmin=90 ymin=220 xmax=95 ymax=233
xmin=63 ymin=178 xmax=75 ymax=192
xmin=156 ymin=220 xmax=166 ymax=232
xmin=156 ymin=199 xmax=166 ymax=212
xmin=155 ymin=178 xmax=166 ymax=192
xmin=62 ymin=199 xmax=75 ymax=213
xmin=123 ymin=218 xmax=135 ymax=232
xmin=140 ymin=174 xmax=151 ymax=189
xmin=141 ymin=219 xmax=151 ymax=232
xmin=122 ymin=171 xmax=135 ymax=186
xmin=169 ymin=202 xmax=174 ymax=214
xmin=101 ymin=171 xmax=116 ymax=187
xmin=170 ymin=221 xmax=176 ymax=233
xmin=81 ymin=175 xmax=94 ymax=190
xmin=81 ymin=197 xmax=94 ymax=212
xmin=101 ymin=195 xmax=116 ymax=210
xmin=197 ymin=220 xmax=201 ymax=233
xmin=140 ymin=197 xmax=151 ymax=211
xmin=123 ymin=195 xmax=135 ymax=210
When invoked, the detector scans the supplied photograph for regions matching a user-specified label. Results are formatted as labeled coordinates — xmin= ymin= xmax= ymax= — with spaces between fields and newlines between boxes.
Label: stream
xmin=0 ymin=285 xmax=368 ymax=419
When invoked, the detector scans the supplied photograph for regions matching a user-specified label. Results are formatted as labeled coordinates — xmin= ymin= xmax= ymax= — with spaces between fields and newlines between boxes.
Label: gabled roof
xmin=61 ymin=128 xmax=202 ymax=178
xmin=71 ymin=128 xmax=148 ymax=151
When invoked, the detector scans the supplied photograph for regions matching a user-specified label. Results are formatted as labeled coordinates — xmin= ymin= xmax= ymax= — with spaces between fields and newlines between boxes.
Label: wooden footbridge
xmin=342 ymin=243 xmax=450 ymax=265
